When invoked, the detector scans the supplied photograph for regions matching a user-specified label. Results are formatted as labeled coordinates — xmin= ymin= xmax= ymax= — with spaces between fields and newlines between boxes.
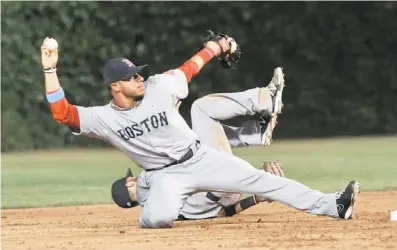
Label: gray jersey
xmin=73 ymin=69 xmax=198 ymax=170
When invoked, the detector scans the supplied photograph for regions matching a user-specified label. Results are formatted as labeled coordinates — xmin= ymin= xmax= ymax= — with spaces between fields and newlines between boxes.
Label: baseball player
xmin=41 ymin=33 xmax=360 ymax=228
xmin=112 ymin=76 xmax=287 ymax=220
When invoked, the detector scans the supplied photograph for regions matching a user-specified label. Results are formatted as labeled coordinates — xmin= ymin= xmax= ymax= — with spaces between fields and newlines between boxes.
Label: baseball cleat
xmin=336 ymin=180 xmax=361 ymax=220
xmin=260 ymin=67 xmax=285 ymax=146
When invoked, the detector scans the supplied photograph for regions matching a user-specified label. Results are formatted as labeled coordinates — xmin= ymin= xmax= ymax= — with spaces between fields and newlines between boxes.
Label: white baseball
xmin=44 ymin=38 xmax=58 ymax=50
xmin=230 ymin=40 xmax=237 ymax=54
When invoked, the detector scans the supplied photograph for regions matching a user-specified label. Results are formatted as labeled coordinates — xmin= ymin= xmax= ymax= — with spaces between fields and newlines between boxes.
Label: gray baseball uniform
xmin=136 ymin=87 xmax=272 ymax=219
xmin=74 ymin=69 xmax=339 ymax=228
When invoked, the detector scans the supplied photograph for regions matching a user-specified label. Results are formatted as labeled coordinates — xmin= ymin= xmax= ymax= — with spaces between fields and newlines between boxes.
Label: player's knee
xmin=190 ymin=100 xmax=204 ymax=128
xmin=190 ymin=99 xmax=201 ymax=115
xmin=191 ymin=98 xmax=212 ymax=125
xmin=191 ymin=97 xmax=211 ymax=114
xmin=139 ymin=212 xmax=177 ymax=229
xmin=139 ymin=200 xmax=179 ymax=228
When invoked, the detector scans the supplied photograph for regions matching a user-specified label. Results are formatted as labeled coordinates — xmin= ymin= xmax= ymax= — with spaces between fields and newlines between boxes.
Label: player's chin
xmin=133 ymin=92 xmax=145 ymax=101
xmin=138 ymin=90 xmax=145 ymax=98
xmin=137 ymin=87 xmax=145 ymax=96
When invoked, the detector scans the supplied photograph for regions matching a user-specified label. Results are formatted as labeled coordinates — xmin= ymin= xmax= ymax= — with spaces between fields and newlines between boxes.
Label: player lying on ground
xmin=117 ymin=166 xmax=283 ymax=221
xmin=112 ymin=71 xmax=286 ymax=219
xmin=119 ymin=164 xmax=280 ymax=220
xmin=41 ymin=31 xmax=360 ymax=229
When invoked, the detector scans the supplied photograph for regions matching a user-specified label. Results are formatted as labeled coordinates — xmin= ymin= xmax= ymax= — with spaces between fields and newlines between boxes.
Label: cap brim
xmin=122 ymin=64 xmax=147 ymax=80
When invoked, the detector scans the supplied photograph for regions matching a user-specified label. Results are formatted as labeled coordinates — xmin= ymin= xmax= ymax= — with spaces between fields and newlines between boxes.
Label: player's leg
xmin=191 ymin=85 xmax=273 ymax=122
xmin=139 ymin=146 xmax=359 ymax=228
xmin=140 ymin=146 xmax=357 ymax=228
xmin=138 ymin=171 xmax=194 ymax=228
xmin=191 ymin=67 xmax=284 ymax=148
xmin=190 ymin=87 xmax=272 ymax=151
xmin=221 ymin=121 xmax=262 ymax=148
xmin=190 ymin=146 xmax=360 ymax=220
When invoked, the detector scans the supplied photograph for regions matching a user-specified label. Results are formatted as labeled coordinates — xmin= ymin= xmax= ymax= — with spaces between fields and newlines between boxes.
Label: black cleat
xmin=336 ymin=181 xmax=361 ymax=220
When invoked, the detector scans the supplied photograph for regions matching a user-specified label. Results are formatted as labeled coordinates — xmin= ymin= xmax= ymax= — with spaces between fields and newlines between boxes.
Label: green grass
xmin=2 ymin=136 xmax=397 ymax=209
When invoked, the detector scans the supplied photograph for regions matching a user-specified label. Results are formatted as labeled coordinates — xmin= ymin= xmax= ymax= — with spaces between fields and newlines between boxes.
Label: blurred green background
xmin=1 ymin=2 xmax=397 ymax=209
xmin=2 ymin=137 xmax=397 ymax=208
xmin=1 ymin=2 xmax=396 ymax=152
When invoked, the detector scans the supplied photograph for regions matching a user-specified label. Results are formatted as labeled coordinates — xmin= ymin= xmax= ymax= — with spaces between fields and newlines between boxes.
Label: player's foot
xmin=260 ymin=67 xmax=285 ymax=146
xmin=267 ymin=67 xmax=285 ymax=99
xmin=336 ymin=180 xmax=361 ymax=220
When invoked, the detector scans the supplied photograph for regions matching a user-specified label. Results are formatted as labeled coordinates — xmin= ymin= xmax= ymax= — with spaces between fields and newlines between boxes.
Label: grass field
xmin=2 ymin=136 xmax=397 ymax=209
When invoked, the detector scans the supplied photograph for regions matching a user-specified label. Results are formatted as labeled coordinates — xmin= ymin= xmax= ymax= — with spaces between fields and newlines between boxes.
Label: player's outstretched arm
xmin=219 ymin=196 xmax=262 ymax=217
xmin=176 ymin=35 xmax=235 ymax=83
xmin=41 ymin=37 xmax=80 ymax=130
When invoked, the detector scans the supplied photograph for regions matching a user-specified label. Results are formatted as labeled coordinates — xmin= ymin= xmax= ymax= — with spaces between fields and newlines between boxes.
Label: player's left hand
xmin=263 ymin=161 xmax=284 ymax=177
xmin=203 ymin=30 xmax=241 ymax=69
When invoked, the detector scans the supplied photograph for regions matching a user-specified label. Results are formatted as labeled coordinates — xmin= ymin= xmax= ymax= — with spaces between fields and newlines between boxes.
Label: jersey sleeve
xmin=163 ymin=69 xmax=189 ymax=100
xmin=71 ymin=106 xmax=109 ymax=139
xmin=147 ymin=69 xmax=189 ymax=102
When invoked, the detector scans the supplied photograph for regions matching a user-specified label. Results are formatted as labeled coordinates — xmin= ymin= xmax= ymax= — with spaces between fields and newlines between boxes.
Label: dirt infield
xmin=2 ymin=191 xmax=397 ymax=250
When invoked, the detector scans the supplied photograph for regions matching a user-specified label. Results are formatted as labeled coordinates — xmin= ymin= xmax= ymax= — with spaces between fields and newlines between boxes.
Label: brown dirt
xmin=2 ymin=191 xmax=397 ymax=250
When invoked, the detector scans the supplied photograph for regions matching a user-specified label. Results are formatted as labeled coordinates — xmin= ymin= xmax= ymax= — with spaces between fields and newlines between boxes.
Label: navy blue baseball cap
xmin=111 ymin=168 xmax=139 ymax=208
xmin=103 ymin=57 xmax=147 ymax=85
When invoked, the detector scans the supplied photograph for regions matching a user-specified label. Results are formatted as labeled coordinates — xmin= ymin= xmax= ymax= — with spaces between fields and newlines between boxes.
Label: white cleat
xmin=260 ymin=67 xmax=285 ymax=146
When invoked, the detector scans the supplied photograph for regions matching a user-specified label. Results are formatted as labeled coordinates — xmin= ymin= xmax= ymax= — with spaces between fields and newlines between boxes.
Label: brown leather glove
xmin=263 ymin=161 xmax=284 ymax=177
xmin=203 ymin=30 xmax=242 ymax=69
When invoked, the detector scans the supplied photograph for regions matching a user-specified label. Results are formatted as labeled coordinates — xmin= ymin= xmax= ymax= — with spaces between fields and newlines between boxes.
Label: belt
xmin=146 ymin=140 xmax=200 ymax=172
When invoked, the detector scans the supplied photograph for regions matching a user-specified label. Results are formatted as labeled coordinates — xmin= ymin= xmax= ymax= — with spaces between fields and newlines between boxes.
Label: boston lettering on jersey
xmin=117 ymin=111 xmax=169 ymax=140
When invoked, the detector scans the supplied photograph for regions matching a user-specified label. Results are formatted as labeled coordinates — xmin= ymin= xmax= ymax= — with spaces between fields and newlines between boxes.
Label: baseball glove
xmin=263 ymin=161 xmax=284 ymax=177
xmin=203 ymin=30 xmax=242 ymax=69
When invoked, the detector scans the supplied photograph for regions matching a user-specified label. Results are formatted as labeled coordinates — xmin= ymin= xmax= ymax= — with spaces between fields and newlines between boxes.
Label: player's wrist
xmin=205 ymin=41 xmax=221 ymax=56
xmin=43 ymin=67 xmax=57 ymax=73
xmin=46 ymin=87 xmax=64 ymax=103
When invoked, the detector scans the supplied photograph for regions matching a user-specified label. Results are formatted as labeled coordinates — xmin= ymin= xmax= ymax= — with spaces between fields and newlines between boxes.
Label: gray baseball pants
xmin=138 ymin=88 xmax=339 ymax=228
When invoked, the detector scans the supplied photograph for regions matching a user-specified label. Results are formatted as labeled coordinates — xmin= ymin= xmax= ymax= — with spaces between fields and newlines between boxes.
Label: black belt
xmin=146 ymin=141 xmax=200 ymax=172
